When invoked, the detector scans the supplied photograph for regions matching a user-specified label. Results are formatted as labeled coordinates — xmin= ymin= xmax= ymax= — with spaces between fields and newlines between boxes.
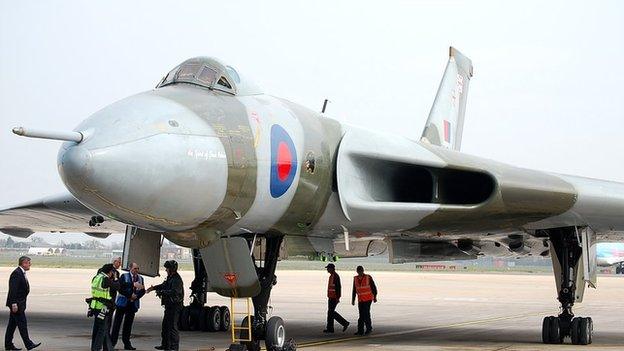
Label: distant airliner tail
xmin=421 ymin=47 xmax=473 ymax=151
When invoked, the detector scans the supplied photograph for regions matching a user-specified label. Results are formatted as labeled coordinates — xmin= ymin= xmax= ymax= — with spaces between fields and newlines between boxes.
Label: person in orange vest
xmin=351 ymin=265 xmax=377 ymax=336
xmin=323 ymin=263 xmax=350 ymax=333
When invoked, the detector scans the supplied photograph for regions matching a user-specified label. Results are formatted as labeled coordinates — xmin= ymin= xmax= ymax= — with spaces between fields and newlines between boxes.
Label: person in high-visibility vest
xmin=323 ymin=263 xmax=350 ymax=333
xmin=90 ymin=263 xmax=117 ymax=351
xmin=351 ymin=265 xmax=378 ymax=336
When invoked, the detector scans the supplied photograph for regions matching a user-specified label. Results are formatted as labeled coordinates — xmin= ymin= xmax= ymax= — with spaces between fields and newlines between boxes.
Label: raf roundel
xmin=270 ymin=124 xmax=297 ymax=198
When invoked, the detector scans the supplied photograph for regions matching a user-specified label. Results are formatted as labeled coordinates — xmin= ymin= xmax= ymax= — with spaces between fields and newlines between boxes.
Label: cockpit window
xmin=197 ymin=67 xmax=217 ymax=85
xmin=156 ymin=57 xmax=263 ymax=96
xmin=177 ymin=63 xmax=201 ymax=80
xmin=217 ymin=77 xmax=232 ymax=89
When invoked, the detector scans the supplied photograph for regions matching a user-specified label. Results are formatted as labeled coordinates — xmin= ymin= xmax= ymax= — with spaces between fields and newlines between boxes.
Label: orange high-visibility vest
xmin=327 ymin=273 xmax=337 ymax=299
xmin=354 ymin=274 xmax=374 ymax=302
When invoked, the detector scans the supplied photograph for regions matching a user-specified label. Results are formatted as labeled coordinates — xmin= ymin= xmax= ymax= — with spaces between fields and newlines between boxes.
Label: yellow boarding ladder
xmin=230 ymin=297 xmax=253 ymax=343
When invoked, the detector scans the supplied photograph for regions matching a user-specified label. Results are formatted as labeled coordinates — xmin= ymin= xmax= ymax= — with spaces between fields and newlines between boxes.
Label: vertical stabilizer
xmin=421 ymin=47 xmax=473 ymax=151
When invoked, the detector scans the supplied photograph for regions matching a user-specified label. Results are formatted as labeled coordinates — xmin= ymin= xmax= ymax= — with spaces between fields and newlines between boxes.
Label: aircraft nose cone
xmin=58 ymin=145 xmax=93 ymax=188
xmin=58 ymin=134 xmax=229 ymax=232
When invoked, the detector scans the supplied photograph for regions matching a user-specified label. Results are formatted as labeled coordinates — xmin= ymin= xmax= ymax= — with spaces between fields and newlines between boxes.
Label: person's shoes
xmin=5 ymin=345 xmax=22 ymax=351
xmin=26 ymin=343 xmax=41 ymax=351
xmin=154 ymin=346 xmax=165 ymax=350
xmin=354 ymin=331 xmax=364 ymax=336
xmin=364 ymin=329 xmax=372 ymax=335
xmin=342 ymin=322 xmax=350 ymax=332
xmin=322 ymin=329 xmax=334 ymax=333
xmin=124 ymin=345 xmax=137 ymax=350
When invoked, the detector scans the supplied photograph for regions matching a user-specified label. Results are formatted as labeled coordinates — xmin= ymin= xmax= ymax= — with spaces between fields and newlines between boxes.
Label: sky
xmin=1 ymin=1 xmax=623 ymax=243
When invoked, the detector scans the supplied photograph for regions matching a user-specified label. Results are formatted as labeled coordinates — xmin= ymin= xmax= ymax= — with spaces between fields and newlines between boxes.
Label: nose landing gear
xmin=230 ymin=235 xmax=296 ymax=351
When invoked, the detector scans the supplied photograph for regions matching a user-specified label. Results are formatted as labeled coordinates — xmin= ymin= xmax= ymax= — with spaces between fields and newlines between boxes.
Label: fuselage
xmin=57 ymin=57 xmax=624 ymax=249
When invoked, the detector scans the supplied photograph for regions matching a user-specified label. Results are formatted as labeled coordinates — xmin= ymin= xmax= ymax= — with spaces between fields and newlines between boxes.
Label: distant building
xmin=28 ymin=247 xmax=67 ymax=256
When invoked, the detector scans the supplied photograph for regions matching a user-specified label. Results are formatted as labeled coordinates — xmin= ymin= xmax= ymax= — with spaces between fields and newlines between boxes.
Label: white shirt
xmin=19 ymin=266 xmax=28 ymax=281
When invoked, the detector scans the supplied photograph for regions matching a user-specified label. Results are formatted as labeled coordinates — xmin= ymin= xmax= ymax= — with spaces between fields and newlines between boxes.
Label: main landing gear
xmin=234 ymin=235 xmax=295 ymax=351
xmin=178 ymin=249 xmax=231 ymax=333
xmin=541 ymin=227 xmax=593 ymax=345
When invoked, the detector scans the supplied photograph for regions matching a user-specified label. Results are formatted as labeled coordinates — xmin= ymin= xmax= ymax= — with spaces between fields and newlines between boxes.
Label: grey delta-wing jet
xmin=3 ymin=48 xmax=624 ymax=348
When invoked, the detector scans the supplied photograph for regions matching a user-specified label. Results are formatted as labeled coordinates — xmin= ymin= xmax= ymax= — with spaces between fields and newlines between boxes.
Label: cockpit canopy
xmin=157 ymin=57 xmax=262 ymax=96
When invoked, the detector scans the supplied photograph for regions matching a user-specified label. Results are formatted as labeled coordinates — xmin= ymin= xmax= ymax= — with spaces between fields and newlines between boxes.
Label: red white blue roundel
xmin=270 ymin=124 xmax=297 ymax=198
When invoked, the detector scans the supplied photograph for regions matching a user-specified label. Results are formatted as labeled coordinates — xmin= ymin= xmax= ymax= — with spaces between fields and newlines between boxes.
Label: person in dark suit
xmin=111 ymin=262 xmax=145 ymax=350
xmin=4 ymin=256 xmax=41 ymax=351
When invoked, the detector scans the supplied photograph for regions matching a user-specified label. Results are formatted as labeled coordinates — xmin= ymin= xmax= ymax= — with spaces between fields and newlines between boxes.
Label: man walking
xmin=146 ymin=260 xmax=184 ymax=351
xmin=111 ymin=262 xmax=145 ymax=350
xmin=323 ymin=263 xmax=349 ymax=333
xmin=4 ymin=256 xmax=41 ymax=351
xmin=351 ymin=265 xmax=377 ymax=336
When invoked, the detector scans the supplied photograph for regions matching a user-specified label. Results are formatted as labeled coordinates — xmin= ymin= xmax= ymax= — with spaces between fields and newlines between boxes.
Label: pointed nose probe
xmin=12 ymin=126 xmax=83 ymax=143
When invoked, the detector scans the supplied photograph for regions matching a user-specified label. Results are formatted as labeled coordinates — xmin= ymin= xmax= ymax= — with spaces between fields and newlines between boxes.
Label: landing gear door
xmin=199 ymin=237 xmax=260 ymax=298
xmin=122 ymin=226 xmax=162 ymax=277
xmin=580 ymin=227 xmax=597 ymax=289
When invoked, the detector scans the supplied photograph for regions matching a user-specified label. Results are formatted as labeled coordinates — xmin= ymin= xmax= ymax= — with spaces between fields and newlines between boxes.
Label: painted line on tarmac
xmin=293 ymin=309 xmax=554 ymax=349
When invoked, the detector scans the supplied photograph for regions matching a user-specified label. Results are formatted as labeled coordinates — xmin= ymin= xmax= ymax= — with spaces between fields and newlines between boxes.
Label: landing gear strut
xmin=541 ymin=227 xmax=593 ymax=345
xmin=178 ymin=249 xmax=231 ymax=333
xmin=235 ymin=235 xmax=295 ymax=351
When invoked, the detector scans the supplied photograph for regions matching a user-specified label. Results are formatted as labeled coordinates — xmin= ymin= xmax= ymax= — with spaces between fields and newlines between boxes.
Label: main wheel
xmin=189 ymin=306 xmax=202 ymax=331
xmin=578 ymin=317 xmax=590 ymax=345
xmin=206 ymin=306 xmax=221 ymax=332
xmin=570 ymin=317 xmax=580 ymax=344
xmin=178 ymin=306 xmax=191 ymax=331
xmin=586 ymin=317 xmax=593 ymax=344
xmin=240 ymin=316 xmax=260 ymax=351
xmin=219 ymin=306 xmax=231 ymax=332
xmin=541 ymin=316 xmax=551 ymax=344
xmin=199 ymin=306 xmax=210 ymax=331
xmin=265 ymin=316 xmax=286 ymax=350
xmin=549 ymin=317 xmax=562 ymax=344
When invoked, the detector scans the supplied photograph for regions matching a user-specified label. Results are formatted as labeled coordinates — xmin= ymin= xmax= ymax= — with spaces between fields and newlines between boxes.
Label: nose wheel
xmin=229 ymin=235 xmax=296 ymax=351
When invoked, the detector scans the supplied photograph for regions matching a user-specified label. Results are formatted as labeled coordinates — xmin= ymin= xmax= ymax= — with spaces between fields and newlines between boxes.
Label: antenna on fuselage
xmin=321 ymin=99 xmax=330 ymax=114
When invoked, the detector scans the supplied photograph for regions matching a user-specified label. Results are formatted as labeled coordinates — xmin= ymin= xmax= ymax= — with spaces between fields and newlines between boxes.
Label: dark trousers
xmin=91 ymin=311 xmax=113 ymax=351
xmin=357 ymin=301 xmax=372 ymax=333
xmin=4 ymin=310 xmax=33 ymax=348
xmin=161 ymin=304 xmax=181 ymax=350
xmin=111 ymin=305 xmax=136 ymax=347
xmin=326 ymin=299 xmax=348 ymax=331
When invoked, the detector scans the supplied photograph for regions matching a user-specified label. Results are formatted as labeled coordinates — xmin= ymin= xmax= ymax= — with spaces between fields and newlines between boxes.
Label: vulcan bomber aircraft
xmin=3 ymin=47 xmax=624 ymax=349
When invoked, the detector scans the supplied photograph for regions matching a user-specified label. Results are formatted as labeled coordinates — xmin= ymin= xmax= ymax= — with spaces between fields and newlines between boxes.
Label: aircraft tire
xmin=199 ymin=306 xmax=210 ymax=331
xmin=265 ymin=316 xmax=286 ymax=350
xmin=541 ymin=317 xmax=551 ymax=344
xmin=549 ymin=316 xmax=562 ymax=344
xmin=206 ymin=306 xmax=221 ymax=332
xmin=239 ymin=316 xmax=261 ymax=351
xmin=578 ymin=317 xmax=590 ymax=345
xmin=219 ymin=306 xmax=231 ymax=332
xmin=587 ymin=317 xmax=593 ymax=344
xmin=570 ymin=317 xmax=580 ymax=344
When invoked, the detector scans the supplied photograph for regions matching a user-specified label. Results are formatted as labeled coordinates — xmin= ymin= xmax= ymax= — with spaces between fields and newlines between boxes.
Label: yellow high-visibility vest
xmin=90 ymin=272 xmax=111 ymax=310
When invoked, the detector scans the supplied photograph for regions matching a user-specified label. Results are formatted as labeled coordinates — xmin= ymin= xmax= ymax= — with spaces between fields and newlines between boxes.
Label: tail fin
xmin=421 ymin=47 xmax=473 ymax=151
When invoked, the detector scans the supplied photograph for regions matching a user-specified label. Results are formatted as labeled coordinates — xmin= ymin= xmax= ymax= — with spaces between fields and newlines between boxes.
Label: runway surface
xmin=1 ymin=267 xmax=623 ymax=350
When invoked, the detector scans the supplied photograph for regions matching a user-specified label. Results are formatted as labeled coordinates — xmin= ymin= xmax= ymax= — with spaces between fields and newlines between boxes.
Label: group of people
xmin=5 ymin=256 xmax=378 ymax=351
xmin=324 ymin=264 xmax=378 ymax=336
xmin=89 ymin=258 xmax=184 ymax=351
xmin=3 ymin=255 xmax=184 ymax=351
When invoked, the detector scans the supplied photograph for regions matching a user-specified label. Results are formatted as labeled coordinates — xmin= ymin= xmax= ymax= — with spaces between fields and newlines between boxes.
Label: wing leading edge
xmin=0 ymin=193 xmax=125 ymax=237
